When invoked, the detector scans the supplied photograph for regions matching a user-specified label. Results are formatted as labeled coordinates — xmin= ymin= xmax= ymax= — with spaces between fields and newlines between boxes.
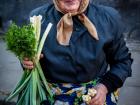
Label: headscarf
xmin=53 ymin=0 xmax=99 ymax=45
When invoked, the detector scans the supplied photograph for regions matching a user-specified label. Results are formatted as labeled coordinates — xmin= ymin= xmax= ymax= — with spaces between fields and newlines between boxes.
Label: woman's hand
xmin=89 ymin=84 xmax=108 ymax=105
xmin=22 ymin=58 xmax=34 ymax=70
xmin=22 ymin=54 xmax=44 ymax=70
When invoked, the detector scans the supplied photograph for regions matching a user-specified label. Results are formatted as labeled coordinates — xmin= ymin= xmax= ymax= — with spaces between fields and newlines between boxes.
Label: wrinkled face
xmin=57 ymin=0 xmax=81 ymax=13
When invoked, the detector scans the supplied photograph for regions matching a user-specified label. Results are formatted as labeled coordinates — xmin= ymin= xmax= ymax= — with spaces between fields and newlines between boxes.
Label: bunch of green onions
xmin=5 ymin=15 xmax=54 ymax=105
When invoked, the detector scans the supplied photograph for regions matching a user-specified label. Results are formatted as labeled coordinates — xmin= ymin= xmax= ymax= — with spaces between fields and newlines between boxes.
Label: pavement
xmin=0 ymin=37 xmax=140 ymax=105
xmin=117 ymin=39 xmax=140 ymax=105
xmin=0 ymin=38 xmax=22 ymax=103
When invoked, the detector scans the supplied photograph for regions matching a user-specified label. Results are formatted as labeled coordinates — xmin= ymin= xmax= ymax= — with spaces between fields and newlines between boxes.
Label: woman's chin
xmin=65 ymin=8 xmax=78 ymax=13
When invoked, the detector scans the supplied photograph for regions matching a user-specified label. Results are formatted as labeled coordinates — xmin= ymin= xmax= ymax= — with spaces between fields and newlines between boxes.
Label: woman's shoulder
xmin=90 ymin=3 xmax=121 ymax=21
xmin=89 ymin=4 xmax=124 ymax=38
xmin=29 ymin=3 xmax=54 ymax=17
xmin=90 ymin=4 xmax=123 ymax=32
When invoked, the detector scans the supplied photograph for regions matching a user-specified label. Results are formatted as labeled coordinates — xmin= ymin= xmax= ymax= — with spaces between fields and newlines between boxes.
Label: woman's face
xmin=57 ymin=0 xmax=81 ymax=13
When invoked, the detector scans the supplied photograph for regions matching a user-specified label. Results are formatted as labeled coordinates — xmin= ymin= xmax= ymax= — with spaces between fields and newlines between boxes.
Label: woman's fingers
xmin=22 ymin=54 xmax=44 ymax=69
xmin=89 ymin=92 xmax=101 ymax=105
xmin=90 ymin=92 xmax=100 ymax=104
xmin=22 ymin=58 xmax=34 ymax=70
xmin=23 ymin=64 xmax=34 ymax=70
xmin=89 ymin=84 xmax=108 ymax=105
xmin=23 ymin=60 xmax=34 ymax=66
xmin=22 ymin=61 xmax=34 ymax=70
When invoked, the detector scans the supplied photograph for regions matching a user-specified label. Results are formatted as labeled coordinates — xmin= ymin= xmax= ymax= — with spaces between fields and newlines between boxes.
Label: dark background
xmin=0 ymin=0 xmax=140 ymax=39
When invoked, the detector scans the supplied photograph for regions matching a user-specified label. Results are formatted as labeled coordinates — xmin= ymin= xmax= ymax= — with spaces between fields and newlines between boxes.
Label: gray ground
xmin=0 ymin=38 xmax=22 ymax=101
xmin=118 ymin=39 xmax=140 ymax=105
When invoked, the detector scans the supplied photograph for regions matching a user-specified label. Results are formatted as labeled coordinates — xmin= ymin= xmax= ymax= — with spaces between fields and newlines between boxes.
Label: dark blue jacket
xmin=29 ymin=3 xmax=133 ymax=92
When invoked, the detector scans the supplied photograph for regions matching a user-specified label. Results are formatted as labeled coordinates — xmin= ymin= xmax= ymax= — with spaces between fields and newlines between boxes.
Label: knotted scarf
xmin=53 ymin=0 xmax=99 ymax=45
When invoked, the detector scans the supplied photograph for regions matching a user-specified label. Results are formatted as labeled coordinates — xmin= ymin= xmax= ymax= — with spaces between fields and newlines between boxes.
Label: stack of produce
xmin=5 ymin=15 xmax=54 ymax=105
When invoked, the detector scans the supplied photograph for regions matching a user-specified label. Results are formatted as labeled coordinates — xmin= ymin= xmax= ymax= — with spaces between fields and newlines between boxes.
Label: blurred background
xmin=0 ymin=0 xmax=140 ymax=105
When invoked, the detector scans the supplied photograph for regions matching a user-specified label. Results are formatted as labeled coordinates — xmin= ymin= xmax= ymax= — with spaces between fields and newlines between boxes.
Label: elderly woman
xmin=22 ymin=0 xmax=133 ymax=105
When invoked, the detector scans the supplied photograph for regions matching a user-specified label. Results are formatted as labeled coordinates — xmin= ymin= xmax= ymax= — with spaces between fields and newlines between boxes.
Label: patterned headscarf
xmin=53 ymin=0 xmax=99 ymax=45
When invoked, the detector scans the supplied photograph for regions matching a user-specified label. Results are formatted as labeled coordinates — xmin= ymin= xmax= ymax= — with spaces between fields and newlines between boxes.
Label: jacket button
xmin=75 ymin=28 xmax=80 ymax=31
xmin=65 ymin=56 xmax=70 ymax=60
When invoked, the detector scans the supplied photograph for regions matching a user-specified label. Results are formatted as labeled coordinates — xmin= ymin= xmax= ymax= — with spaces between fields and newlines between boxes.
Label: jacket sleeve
xmin=100 ymin=7 xmax=133 ymax=92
